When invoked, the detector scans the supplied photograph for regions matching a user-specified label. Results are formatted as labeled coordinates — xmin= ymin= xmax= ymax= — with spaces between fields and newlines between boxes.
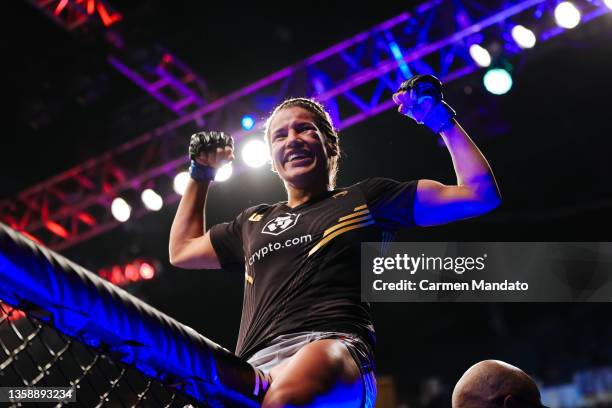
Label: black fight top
xmin=209 ymin=177 xmax=418 ymax=360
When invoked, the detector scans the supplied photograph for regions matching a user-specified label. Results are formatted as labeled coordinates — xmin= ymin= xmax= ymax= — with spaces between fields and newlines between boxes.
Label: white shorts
xmin=247 ymin=331 xmax=377 ymax=408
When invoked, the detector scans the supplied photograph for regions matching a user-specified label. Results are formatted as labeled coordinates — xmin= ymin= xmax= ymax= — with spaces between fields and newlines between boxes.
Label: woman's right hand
xmin=189 ymin=131 xmax=235 ymax=168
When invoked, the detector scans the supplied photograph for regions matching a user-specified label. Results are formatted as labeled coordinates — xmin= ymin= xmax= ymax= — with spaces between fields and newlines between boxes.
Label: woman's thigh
xmin=262 ymin=338 xmax=364 ymax=408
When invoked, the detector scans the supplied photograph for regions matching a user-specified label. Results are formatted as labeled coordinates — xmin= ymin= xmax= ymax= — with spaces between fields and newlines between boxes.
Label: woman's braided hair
xmin=264 ymin=97 xmax=340 ymax=189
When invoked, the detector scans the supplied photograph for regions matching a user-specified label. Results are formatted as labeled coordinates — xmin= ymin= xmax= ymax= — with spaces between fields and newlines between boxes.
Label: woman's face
xmin=268 ymin=106 xmax=331 ymax=189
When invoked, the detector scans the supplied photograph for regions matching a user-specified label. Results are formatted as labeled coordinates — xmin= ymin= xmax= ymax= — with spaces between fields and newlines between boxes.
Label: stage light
xmin=139 ymin=262 xmax=156 ymax=280
xmin=111 ymin=197 xmax=131 ymax=222
xmin=215 ymin=163 xmax=233 ymax=182
xmin=7 ymin=308 xmax=26 ymax=322
xmin=604 ymin=0 xmax=612 ymax=10
xmin=555 ymin=2 xmax=581 ymax=29
xmin=77 ymin=212 xmax=96 ymax=226
xmin=44 ymin=220 xmax=69 ymax=239
xmin=469 ymin=44 xmax=492 ymax=68
xmin=141 ymin=188 xmax=163 ymax=211
xmin=98 ymin=259 xmax=158 ymax=286
xmin=242 ymin=139 xmax=270 ymax=168
xmin=125 ymin=263 xmax=140 ymax=282
xmin=54 ymin=0 xmax=68 ymax=15
xmin=511 ymin=25 xmax=536 ymax=49
xmin=483 ymin=68 xmax=513 ymax=95
xmin=173 ymin=171 xmax=190 ymax=195
xmin=241 ymin=115 xmax=255 ymax=131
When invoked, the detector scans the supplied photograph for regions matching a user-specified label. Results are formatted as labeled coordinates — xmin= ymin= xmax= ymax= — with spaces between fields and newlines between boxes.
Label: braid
xmin=265 ymin=98 xmax=341 ymax=189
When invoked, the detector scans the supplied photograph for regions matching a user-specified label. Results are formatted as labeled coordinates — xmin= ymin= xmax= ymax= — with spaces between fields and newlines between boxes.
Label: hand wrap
xmin=188 ymin=131 xmax=234 ymax=182
xmin=397 ymin=74 xmax=456 ymax=133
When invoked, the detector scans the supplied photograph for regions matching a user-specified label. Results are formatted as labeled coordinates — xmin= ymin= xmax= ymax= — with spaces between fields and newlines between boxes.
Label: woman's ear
xmin=326 ymin=137 xmax=339 ymax=157
xmin=266 ymin=136 xmax=278 ymax=173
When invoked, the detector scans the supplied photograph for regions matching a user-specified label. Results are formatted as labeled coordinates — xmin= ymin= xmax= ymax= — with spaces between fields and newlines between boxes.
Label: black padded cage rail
xmin=0 ymin=223 xmax=261 ymax=408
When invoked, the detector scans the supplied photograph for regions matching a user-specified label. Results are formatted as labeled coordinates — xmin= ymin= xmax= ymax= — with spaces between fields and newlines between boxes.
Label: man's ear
xmin=503 ymin=395 xmax=516 ymax=408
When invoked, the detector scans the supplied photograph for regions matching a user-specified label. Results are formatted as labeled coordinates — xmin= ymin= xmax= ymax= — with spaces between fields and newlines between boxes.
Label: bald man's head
xmin=452 ymin=360 xmax=545 ymax=408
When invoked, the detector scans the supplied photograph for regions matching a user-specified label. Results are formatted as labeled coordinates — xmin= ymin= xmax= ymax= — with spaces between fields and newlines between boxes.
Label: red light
xmin=96 ymin=2 xmax=122 ymax=27
xmin=20 ymin=230 xmax=43 ymax=244
xmin=3 ymin=215 xmax=18 ymax=229
xmin=162 ymin=54 xmax=173 ymax=64
xmin=125 ymin=263 xmax=140 ymax=282
xmin=87 ymin=0 xmax=95 ymax=15
xmin=54 ymin=0 xmax=69 ymax=15
xmin=8 ymin=309 xmax=26 ymax=322
xmin=139 ymin=262 xmax=155 ymax=280
xmin=98 ymin=268 xmax=109 ymax=280
xmin=110 ymin=265 xmax=125 ymax=286
xmin=97 ymin=259 xmax=158 ymax=286
xmin=44 ymin=220 xmax=70 ymax=239
xmin=77 ymin=212 xmax=96 ymax=226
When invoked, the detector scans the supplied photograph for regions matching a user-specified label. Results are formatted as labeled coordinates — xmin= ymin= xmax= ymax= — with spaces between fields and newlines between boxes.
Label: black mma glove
xmin=393 ymin=74 xmax=456 ymax=133
xmin=188 ymin=131 xmax=234 ymax=182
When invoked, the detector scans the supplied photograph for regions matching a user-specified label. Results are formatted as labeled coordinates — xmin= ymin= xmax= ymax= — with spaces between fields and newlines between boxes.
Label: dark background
xmin=4 ymin=2 xmax=612 ymax=404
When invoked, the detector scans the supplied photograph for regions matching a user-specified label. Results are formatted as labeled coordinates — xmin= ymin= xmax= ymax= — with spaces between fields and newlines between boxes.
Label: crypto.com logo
xmin=261 ymin=213 xmax=300 ymax=236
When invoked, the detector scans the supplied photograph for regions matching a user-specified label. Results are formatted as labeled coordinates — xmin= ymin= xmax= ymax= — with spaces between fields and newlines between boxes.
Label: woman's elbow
xmin=168 ymin=248 xmax=183 ymax=268
xmin=478 ymin=192 xmax=502 ymax=215
xmin=168 ymin=247 xmax=220 ymax=270
xmin=169 ymin=245 xmax=190 ymax=268
xmin=169 ymin=253 xmax=197 ymax=269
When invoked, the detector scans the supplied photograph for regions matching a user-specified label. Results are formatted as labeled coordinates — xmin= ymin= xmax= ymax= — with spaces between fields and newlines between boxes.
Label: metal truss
xmin=5 ymin=0 xmax=610 ymax=250
xmin=108 ymin=46 xmax=210 ymax=116
xmin=27 ymin=0 xmax=122 ymax=30
xmin=27 ymin=0 xmax=210 ymax=118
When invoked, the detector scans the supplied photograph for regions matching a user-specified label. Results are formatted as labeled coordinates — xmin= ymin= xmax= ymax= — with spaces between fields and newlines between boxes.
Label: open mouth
xmin=284 ymin=151 xmax=314 ymax=166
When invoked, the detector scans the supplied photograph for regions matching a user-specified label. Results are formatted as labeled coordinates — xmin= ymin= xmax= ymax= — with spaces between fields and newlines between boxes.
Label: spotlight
xmin=111 ymin=197 xmax=131 ymax=222
xmin=141 ymin=188 xmax=163 ymax=211
xmin=215 ymin=163 xmax=233 ymax=182
xmin=139 ymin=262 xmax=156 ymax=280
xmin=173 ymin=171 xmax=190 ymax=195
xmin=511 ymin=25 xmax=536 ymax=49
xmin=555 ymin=2 xmax=581 ymax=29
xmin=241 ymin=115 xmax=255 ymax=131
xmin=242 ymin=139 xmax=270 ymax=168
xmin=469 ymin=44 xmax=492 ymax=68
xmin=98 ymin=259 xmax=158 ymax=286
xmin=483 ymin=68 xmax=513 ymax=95
xmin=605 ymin=0 xmax=612 ymax=10
xmin=125 ymin=263 xmax=140 ymax=282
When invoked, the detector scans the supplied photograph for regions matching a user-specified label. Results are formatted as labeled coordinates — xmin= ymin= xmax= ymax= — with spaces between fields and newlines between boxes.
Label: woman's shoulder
xmin=241 ymin=202 xmax=284 ymax=219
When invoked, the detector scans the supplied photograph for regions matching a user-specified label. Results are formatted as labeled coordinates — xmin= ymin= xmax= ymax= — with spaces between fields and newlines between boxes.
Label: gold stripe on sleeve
xmin=354 ymin=204 xmax=368 ymax=211
xmin=308 ymin=220 xmax=375 ymax=257
xmin=324 ymin=214 xmax=373 ymax=238
xmin=338 ymin=209 xmax=370 ymax=222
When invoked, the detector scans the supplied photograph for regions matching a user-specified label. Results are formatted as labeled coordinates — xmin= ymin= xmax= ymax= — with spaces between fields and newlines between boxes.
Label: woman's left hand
xmin=392 ymin=75 xmax=456 ymax=133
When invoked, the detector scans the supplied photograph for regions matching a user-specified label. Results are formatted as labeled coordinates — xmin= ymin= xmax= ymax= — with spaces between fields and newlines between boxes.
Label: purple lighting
xmin=7 ymin=0 xmax=609 ymax=249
